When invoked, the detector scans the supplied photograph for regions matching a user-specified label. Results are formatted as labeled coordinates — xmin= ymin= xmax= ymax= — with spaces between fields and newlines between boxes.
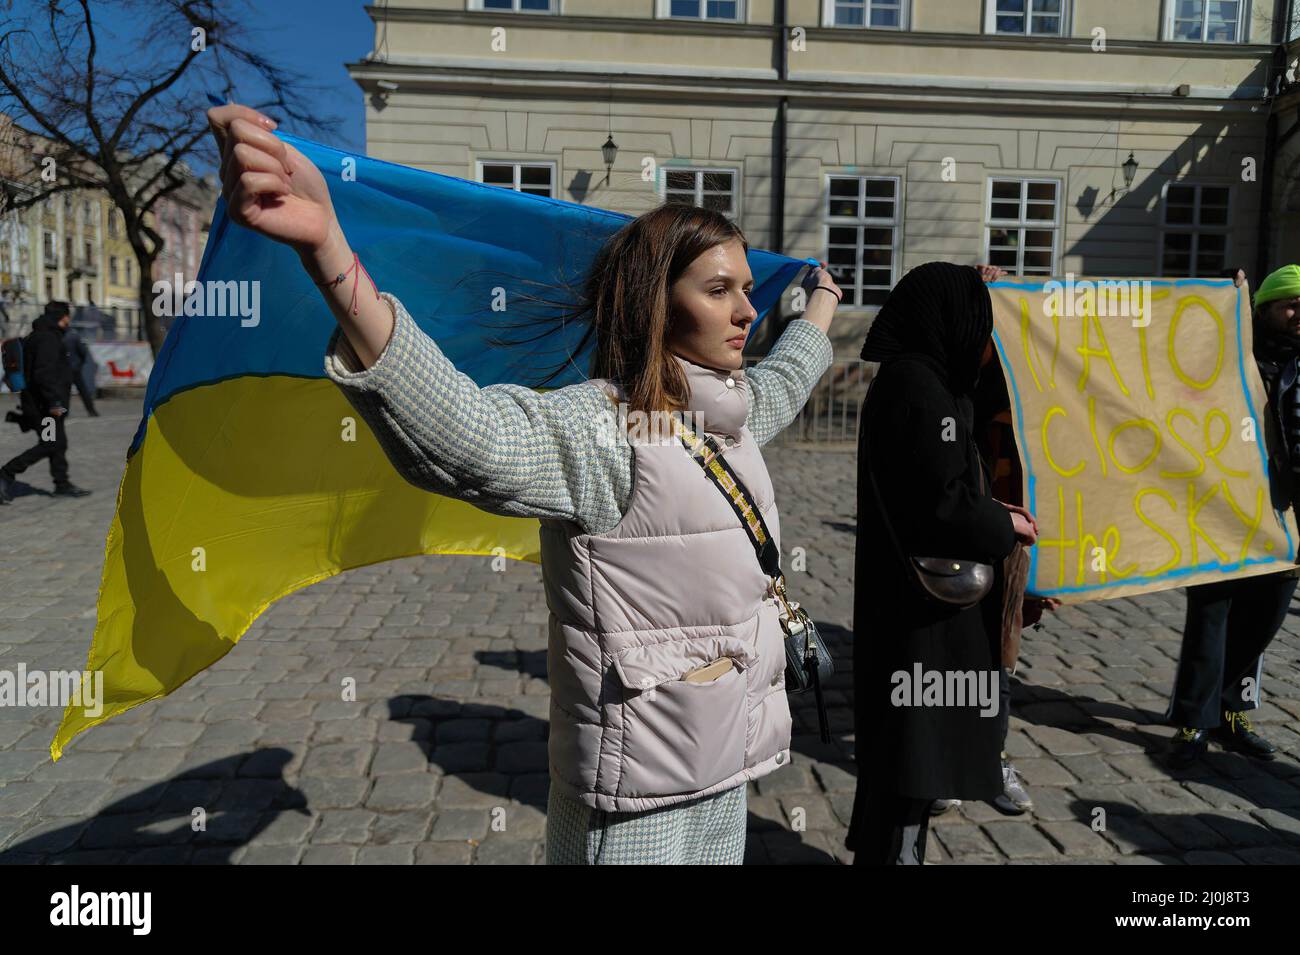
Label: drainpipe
xmin=1256 ymin=0 xmax=1296 ymax=279
xmin=773 ymin=0 xmax=788 ymax=257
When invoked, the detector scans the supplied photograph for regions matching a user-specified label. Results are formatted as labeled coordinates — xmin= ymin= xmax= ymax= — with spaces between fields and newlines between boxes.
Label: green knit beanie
xmin=1254 ymin=264 xmax=1300 ymax=308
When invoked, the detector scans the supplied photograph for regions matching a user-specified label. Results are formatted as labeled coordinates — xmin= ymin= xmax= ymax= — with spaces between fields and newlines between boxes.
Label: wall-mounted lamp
xmin=1121 ymin=151 xmax=1139 ymax=190
xmin=370 ymin=79 xmax=398 ymax=113
xmin=1102 ymin=150 xmax=1140 ymax=207
xmin=601 ymin=134 xmax=618 ymax=187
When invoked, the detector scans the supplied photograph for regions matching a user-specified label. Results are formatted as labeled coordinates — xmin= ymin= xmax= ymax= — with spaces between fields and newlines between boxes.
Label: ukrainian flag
xmin=52 ymin=133 xmax=812 ymax=758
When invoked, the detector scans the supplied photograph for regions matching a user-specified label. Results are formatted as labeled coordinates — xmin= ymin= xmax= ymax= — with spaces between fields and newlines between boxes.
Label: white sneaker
xmin=993 ymin=761 xmax=1033 ymax=815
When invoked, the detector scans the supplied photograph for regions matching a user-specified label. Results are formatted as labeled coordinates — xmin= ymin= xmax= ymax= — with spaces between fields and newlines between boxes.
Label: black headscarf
xmin=859 ymin=262 xmax=993 ymax=398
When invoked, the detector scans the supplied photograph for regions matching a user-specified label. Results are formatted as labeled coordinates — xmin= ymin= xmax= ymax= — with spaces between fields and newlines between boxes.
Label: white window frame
xmin=821 ymin=0 xmax=911 ymax=30
xmin=984 ymin=176 xmax=1062 ymax=277
xmin=468 ymin=0 xmax=560 ymax=13
xmin=983 ymin=0 xmax=1072 ymax=37
xmin=1157 ymin=180 xmax=1233 ymax=277
xmin=823 ymin=173 xmax=902 ymax=308
xmin=658 ymin=165 xmax=742 ymax=222
xmin=1162 ymin=0 xmax=1248 ymax=43
xmin=657 ymin=0 xmax=747 ymax=22
xmin=475 ymin=159 xmax=559 ymax=198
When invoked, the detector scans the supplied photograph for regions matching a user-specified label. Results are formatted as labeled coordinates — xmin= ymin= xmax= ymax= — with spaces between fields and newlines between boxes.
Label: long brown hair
xmin=588 ymin=204 xmax=749 ymax=416
xmin=470 ymin=203 xmax=749 ymax=419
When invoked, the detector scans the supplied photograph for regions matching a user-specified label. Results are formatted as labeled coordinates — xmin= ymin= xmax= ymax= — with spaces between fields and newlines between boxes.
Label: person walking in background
xmin=848 ymin=263 xmax=1040 ymax=864
xmin=1166 ymin=264 xmax=1300 ymax=766
xmin=0 ymin=301 xmax=93 ymax=503
xmin=63 ymin=320 xmax=100 ymax=417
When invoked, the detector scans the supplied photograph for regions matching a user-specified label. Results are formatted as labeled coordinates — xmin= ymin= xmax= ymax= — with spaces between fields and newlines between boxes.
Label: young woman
xmin=206 ymin=103 xmax=838 ymax=864
xmin=847 ymin=262 xmax=1039 ymax=864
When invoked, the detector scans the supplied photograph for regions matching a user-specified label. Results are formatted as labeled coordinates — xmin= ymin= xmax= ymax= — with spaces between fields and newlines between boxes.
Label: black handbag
xmin=676 ymin=420 xmax=834 ymax=744
xmin=863 ymin=379 xmax=995 ymax=610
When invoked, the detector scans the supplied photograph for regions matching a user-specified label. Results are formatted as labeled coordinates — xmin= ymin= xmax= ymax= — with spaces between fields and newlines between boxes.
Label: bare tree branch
xmin=0 ymin=0 xmax=340 ymax=354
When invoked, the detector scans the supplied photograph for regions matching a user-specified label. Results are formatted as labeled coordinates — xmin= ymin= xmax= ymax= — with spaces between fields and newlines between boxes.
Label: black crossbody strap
xmin=674 ymin=419 xmax=783 ymax=580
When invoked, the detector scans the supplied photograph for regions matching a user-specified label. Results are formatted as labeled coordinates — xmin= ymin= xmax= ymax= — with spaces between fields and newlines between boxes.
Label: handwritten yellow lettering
xmin=1168 ymin=295 xmax=1224 ymax=391
xmin=1159 ymin=408 xmax=1206 ymax=479
xmin=1108 ymin=418 xmax=1161 ymax=475
xmin=1134 ymin=488 xmax=1181 ymax=576
xmin=1042 ymin=406 xmax=1085 ymax=477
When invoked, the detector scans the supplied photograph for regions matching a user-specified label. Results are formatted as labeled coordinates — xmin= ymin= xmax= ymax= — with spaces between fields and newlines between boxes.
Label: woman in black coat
xmin=846 ymin=262 xmax=1039 ymax=864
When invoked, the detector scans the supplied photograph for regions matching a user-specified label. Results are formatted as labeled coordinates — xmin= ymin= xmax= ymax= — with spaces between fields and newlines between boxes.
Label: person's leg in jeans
xmin=1167 ymin=578 xmax=1239 ymax=765
xmin=1210 ymin=571 xmax=1298 ymax=758
xmin=2 ymin=414 xmax=61 ymax=485
xmin=1221 ymin=572 xmax=1297 ymax=708
xmin=992 ymin=666 xmax=1032 ymax=813
xmin=1170 ymin=578 xmax=1238 ymax=728
xmin=47 ymin=414 xmax=69 ymax=487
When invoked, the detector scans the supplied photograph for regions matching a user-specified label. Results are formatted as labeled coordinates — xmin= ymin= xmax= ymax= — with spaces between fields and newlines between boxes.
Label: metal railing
xmin=743 ymin=356 xmax=872 ymax=446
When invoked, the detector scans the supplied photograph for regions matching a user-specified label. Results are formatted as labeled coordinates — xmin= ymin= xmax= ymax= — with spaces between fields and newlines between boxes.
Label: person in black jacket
xmin=0 ymin=301 xmax=92 ymax=502
xmin=1166 ymin=265 xmax=1300 ymax=765
xmin=847 ymin=262 xmax=1039 ymax=864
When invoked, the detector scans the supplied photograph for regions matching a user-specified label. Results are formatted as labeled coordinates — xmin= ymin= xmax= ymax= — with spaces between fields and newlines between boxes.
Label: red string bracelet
xmin=315 ymin=251 xmax=381 ymax=316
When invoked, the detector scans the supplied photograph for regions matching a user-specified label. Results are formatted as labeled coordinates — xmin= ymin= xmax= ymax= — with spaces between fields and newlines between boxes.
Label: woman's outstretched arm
xmin=745 ymin=265 xmax=838 ymax=445
xmin=322 ymin=291 xmax=633 ymax=529
xmin=206 ymin=101 xmax=632 ymax=532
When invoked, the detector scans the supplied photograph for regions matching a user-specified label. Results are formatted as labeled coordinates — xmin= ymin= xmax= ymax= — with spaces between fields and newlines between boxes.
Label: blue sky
xmin=236 ymin=0 xmax=374 ymax=155
xmin=80 ymin=0 xmax=375 ymax=167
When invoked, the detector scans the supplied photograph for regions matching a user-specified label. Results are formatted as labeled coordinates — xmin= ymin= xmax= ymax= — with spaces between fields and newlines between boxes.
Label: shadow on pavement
xmin=0 ymin=749 xmax=306 ymax=864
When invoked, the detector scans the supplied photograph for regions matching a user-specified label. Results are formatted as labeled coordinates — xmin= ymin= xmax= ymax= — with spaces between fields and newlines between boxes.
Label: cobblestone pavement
xmin=2 ymin=395 xmax=1300 ymax=864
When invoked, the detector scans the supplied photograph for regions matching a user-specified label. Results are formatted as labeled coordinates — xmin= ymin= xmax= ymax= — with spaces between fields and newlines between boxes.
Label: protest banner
xmin=989 ymin=276 xmax=1298 ymax=603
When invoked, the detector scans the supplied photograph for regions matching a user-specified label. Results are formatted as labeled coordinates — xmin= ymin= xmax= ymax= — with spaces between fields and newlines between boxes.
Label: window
xmin=84 ymin=240 xmax=93 ymax=266
xmin=475 ymin=0 xmax=555 ymax=11
xmin=987 ymin=0 xmax=1068 ymax=36
xmin=986 ymin=178 xmax=1059 ymax=276
xmin=663 ymin=0 xmax=741 ymax=19
xmin=1159 ymin=183 xmax=1230 ymax=276
xmin=45 ymin=276 xmax=54 ymax=299
xmin=125 ymin=259 xmax=133 ymax=285
xmin=110 ymin=256 xmax=119 ymax=285
xmin=1165 ymin=0 xmax=1244 ymax=43
xmin=825 ymin=0 xmax=909 ymax=29
xmin=824 ymin=175 xmax=900 ymax=307
xmin=661 ymin=167 xmax=738 ymax=219
xmin=43 ymin=230 xmax=57 ymax=259
xmin=477 ymin=161 xmax=556 ymax=198
xmin=108 ymin=210 xmax=119 ymax=237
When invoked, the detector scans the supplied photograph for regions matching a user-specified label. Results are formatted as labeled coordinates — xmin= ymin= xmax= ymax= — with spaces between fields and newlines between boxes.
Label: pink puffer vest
xmin=540 ymin=354 xmax=794 ymax=812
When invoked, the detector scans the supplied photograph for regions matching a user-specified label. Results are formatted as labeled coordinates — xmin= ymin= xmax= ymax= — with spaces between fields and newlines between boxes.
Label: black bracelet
xmin=810 ymin=285 xmax=842 ymax=304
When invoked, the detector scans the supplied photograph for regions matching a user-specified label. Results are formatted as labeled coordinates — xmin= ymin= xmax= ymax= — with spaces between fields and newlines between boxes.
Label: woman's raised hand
xmin=802 ymin=260 xmax=844 ymax=303
xmin=206 ymin=103 xmax=338 ymax=256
